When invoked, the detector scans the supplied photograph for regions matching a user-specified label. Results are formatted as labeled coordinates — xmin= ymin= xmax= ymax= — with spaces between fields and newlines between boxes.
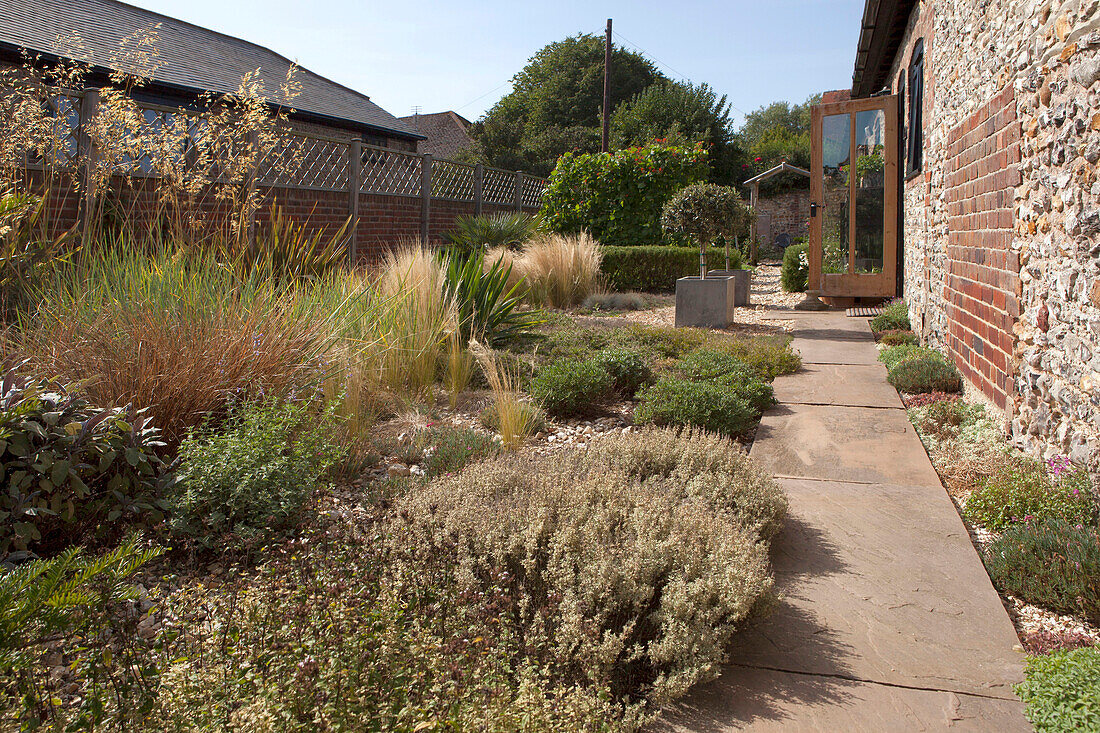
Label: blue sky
xmin=127 ymin=0 xmax=865 ymax=128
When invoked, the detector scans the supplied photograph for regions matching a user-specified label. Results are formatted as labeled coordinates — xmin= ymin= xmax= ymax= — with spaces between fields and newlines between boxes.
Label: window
xmin=906 ymin=39 xmax=924 ymax=177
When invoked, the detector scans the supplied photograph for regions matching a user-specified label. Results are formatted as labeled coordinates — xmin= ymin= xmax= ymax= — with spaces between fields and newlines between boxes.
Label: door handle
xmin=810 ymin=202 xmax=820 ymax=217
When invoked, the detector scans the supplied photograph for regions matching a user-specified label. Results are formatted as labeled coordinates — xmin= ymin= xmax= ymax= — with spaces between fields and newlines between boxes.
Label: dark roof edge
xmin=0 ymin=40 xmax=425 ymax=142
xmin=851 ymin=0 xmax=917 ymax=98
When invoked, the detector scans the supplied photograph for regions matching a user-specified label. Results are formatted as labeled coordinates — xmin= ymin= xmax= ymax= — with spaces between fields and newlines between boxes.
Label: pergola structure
xmin=742 ymin=161 xmax=810 ymax=262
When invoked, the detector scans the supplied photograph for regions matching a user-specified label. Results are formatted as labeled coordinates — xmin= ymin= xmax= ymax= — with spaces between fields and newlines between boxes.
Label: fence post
xmin=513 ymin=171 xmax=524 ymax=212
xmin=347 ymin=139 xmax=361 ymax=266
xmin=77 ymin=88 xmax=100 ymax=245
xmin=420 ymin=153 xmax=432 ymax=243
xmin=474 ymin=163 xmax=484 ymax=216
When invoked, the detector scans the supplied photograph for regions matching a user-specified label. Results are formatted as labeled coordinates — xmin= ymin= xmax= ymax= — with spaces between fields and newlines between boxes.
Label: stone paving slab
xmin=750 ymin=404 xmax=943 ymax=487
xmin=656 ymin=665 xmax=1029 ymax=732
xmin=772 ymin=364 xmax=903 ymax=408
xmin=728 ymin=478 xmax=1024 ymax=698
xmin=790 ymin=333 xmax=881 ymax=365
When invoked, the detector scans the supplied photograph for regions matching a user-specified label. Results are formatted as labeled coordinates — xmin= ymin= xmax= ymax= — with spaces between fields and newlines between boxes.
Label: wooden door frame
xmin=809 ymin=94 xmax=899 ymax=298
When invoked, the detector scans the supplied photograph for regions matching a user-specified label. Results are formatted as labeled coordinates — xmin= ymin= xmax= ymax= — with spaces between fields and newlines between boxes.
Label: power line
xmin=453 ymin=79 xmax=513 ymax=114
xmin=611 ymin=29 xmax=750 ymax=118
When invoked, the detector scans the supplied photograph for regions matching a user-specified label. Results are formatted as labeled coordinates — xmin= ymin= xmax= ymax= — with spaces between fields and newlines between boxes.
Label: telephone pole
xmin=601 ymin=18 xmax=612 ymax=153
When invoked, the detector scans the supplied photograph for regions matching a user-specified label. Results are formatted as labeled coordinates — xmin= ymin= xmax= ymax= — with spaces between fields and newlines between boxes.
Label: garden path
xmin=656 ymin=310 xmax=1032 ymax=731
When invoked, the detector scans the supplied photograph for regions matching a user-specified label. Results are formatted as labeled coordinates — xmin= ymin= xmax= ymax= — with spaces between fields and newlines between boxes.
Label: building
xmin=0 ymin=0 xmax=424 ymax=150
xmin=398 ymin=111 xmax=476 ymax=159
xmin=850 ymin=0 xmax=1100 ymax=465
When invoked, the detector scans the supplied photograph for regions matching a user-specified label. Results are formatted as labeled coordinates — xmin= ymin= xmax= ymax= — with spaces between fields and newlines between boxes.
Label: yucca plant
xmin=441 ymin=249 xmax=542 ymax=346
xmin=442 ymin=212 xmax=545 ymax=252
xmin=229 ymin=205 xmax=350 ymax=282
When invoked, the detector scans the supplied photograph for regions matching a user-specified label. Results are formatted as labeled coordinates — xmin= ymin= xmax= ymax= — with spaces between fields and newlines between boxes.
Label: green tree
xmin=735 ymin=96 xmax=819 ymax=193
xmin=611 ymin=80 xmax=746 ymax=186
xmin=469 ymin=34 xmax=664 ymax=176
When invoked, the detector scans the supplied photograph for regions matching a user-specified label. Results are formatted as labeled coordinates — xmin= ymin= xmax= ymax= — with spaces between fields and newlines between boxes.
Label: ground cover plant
xmin=1016 ymin=646 xmax=1100 ymax=732
xmin=879 ymin=344 xmax=962 ymax=394
xmin=964 ymin=456 xmax=1097 ymax=532
xmin=870 ymin=299 xmax=911 ymax=333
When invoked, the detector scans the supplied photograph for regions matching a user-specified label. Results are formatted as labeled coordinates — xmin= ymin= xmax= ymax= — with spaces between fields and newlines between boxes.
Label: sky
xmin=126 ymin=0 xmax=866 ymax=129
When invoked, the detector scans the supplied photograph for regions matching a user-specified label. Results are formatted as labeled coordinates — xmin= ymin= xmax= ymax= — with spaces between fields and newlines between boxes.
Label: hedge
xmin=601 ymin=246 xmax=743 ymax=293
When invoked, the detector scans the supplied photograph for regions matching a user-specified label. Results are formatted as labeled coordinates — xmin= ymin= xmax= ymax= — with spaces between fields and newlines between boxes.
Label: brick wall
xmin=943 ymin=87 xmax=1023 ymax=409
xmin=753 ymin=188 xmax=810 ymax=252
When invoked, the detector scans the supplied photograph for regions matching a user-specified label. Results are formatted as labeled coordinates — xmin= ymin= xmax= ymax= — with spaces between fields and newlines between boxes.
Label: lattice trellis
xmin=260 ymin=134 xmax=349 ymax=190
xmin=361 ymin=146 xmax=421 ymax=196
xmin=521 ymin=177 xmax=546 ymax=208
xmin=432 ymin=159 xmax=474 ymax=201
xmin=482 ymin=167 xmax=516 ymax=204
xmin=48 ymin=93 xmax=82 ymax=168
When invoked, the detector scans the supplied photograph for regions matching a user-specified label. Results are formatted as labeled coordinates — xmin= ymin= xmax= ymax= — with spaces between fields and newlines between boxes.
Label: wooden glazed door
xmin=809 ymin=95 xmax=899 ymax=299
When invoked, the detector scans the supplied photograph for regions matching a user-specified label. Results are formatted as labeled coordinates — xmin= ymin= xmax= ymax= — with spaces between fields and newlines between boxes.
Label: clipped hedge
xmin=601 ymin=246 xmax=743 ymax=292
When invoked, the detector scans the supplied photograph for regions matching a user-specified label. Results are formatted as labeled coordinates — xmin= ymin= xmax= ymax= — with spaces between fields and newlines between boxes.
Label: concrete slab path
xmin=657 ymin=311 xmax=1030 ymax=731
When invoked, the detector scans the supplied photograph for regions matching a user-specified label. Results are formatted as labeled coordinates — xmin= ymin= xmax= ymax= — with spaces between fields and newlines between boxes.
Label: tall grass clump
xmin=21 ymin=246 xmax=335 ymax=450
xmin=519 ymin=232 xmax=602 ymax=309
xmin=471 ymin=341 xmax=538 ymax=449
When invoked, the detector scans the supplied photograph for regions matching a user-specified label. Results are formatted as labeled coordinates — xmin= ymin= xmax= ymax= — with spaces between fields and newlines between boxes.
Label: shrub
xmin=871 ymin=299 xmax=911 ymax=332
xmin=518 ymin=232 xmax=602 ymax=309
xmin=694 ymin=338 xmax=802 ymax=381
xmin=527 ymin=357 xmax=614 ymax=418
xmin=388 ymin=427 xmax=777 ymax=710
xmin=600 ymin=245 xmax=740 ymax=292
xmin=168 ymin=398 xmax=345 ymax=548
xmin=886 ymin=355 xmax=963 ymax=394
xmin=0 ymin=535 xmax=165 ymax=729
xmin=660 ymin=183 xmax=753 ymax=270
xmin=635 ymin=376 xmax=771 ymax=437
xmin=879 ymin=343 xmax=939 ymax=370
xmin=675 ymin=350 xmax=775 ymax=411
xmin=442 ymin=212 xmax=546 ymax=252
xmin=607 ymin=323 xmax=707 ymax=358
xmin=1016 ymin=646 xmax=1100 ymax=732
xmin=581 ymin=291 xmax=648 ymax=312
xmin=985 ymin=519 xmax=1100 ymax=623
xmin=964 ymin=456 xmax=1097 ymax=532
xmin=0 ymin=368 xmax=167 ymax=555
xmin=440 ymin=248 xmax=542 ymax=345
xmin=593 ymin=347 xmax=653 ymax=396
xmin=540 ymin=143 xmax=709 ymax=247
xmin=781 ymin=242 xmax=809 ymax=292
xmin=419 ymin=426 xmax=499 ymax=477
xmin=877 ymin=329 xmax=919 ymax=346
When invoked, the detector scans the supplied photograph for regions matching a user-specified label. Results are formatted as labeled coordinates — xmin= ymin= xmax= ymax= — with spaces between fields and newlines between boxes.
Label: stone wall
xmin=883 ymin=0 xmax=1100 ymax=467
xmin=754 ymin=188 xmax=810 ymax=254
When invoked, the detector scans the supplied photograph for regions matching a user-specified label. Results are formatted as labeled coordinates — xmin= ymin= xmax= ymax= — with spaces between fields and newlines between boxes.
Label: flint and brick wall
xmin=884 ymin=0 xmax=1100 ymax=467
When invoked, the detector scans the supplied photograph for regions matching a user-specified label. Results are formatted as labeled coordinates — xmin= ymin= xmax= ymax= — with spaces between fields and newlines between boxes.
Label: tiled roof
xmin=0 ymin=0 xmax=423 ymax=140
xmin=398 ymin=111 xmax=475 ymax=159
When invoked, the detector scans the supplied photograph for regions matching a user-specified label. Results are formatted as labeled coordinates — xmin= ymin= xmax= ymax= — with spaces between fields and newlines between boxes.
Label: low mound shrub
xmin=387 ymin=427 xmax=778 ymax=712
xmin=964 ymin=456 xmax=1097 ymax=531
xmin=581 ymin=291 xmax=648 ymax=312
xmin=870 ymin=299 xmax=911 ymax=332
xmin=675 ymin=350 xmax=778 ymax=411
xmin=419 ymin=426 xmax=500 ymax=477
xmin=780 ymin=242 xmax=808 ymax=292
xmin=635 ymin=376 xmax=770 ymax=438
xmin=887 ymin=355 xmax=963 ymax=394
xmin=985 ymin=518 xmax=1100 ymax=623
xmin=877 ymin=329 xmax=919 ymax=346
xmin=693 ymin=338 xmax=801 ymax=381
xmin=1016 ymin=647 xmax=1100 ymax=732
xmin=878 ymin=343 xmax=940 ymax=370
xmin=168 ymin=397 xmax=345 ymax=548
xmin=527 ymin=357 xmax=614 ymax=418
xmin=607 ymin=323 xmax=707 ymax=359
xmin=0 ymin=369 xmax=167 ymax=555
xmin=594 ymin=347 xmax=653 ymax=396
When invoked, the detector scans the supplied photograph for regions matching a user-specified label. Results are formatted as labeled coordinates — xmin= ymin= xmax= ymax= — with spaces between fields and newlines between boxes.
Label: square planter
xmin=675 ymin=276 xmax=735 ymax=328
xmin=708 ymin=269 xmax=751 ymax=306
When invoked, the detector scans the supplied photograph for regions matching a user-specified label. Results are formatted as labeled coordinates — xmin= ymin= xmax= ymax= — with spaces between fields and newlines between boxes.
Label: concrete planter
xmin=708 ymin=269 xmax=751 ymax=306
xmin=675 ymin=276 xmax=735 ymax=328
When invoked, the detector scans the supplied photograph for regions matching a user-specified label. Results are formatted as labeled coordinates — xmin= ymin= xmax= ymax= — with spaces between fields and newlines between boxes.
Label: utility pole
xmin=601 ymin=18 xmax=612 ymax=153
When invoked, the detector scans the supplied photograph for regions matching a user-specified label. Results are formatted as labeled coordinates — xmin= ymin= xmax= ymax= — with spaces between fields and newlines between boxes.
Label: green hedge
xmin=601 ymin=245 xmax=743 ymax=292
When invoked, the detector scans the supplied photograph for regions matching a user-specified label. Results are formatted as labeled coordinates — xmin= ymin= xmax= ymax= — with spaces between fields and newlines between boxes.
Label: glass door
xmin=809 ymin=95 xmax=899 ymax=298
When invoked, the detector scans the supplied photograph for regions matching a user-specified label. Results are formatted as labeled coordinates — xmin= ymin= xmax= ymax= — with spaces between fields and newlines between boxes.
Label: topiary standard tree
xmin=661 ymin=183 xmax=753 ymax=278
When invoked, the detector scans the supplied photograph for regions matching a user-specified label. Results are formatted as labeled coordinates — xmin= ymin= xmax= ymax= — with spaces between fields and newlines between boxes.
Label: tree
xmin=735 ymin=96 xmax=819 ymax=193
xmin=611 ymin=80 xmax=746 ymax=186
xmin=469 ymin=34 xmax=664 ymax=176
xmin=661 ymin=183 xmax=753 ymax=275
